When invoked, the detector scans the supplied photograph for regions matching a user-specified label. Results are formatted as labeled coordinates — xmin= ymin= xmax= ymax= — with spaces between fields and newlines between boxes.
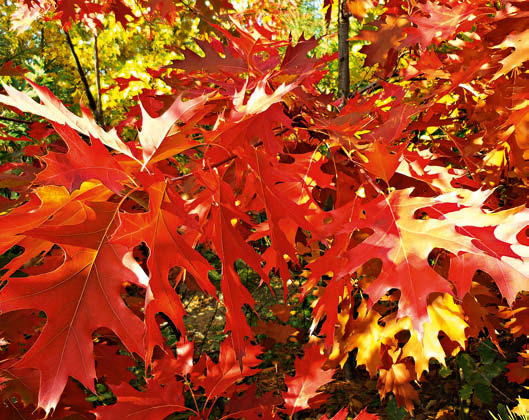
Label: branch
xmin=180 ymin=0 xmax=215 ymax=26
xmin=93 ymin=33 xmax=103 ymax=126
xmin=0 ymin=115 xmax=34 ymax=125
xmin=64 ymin=29 xmax=102 ymax=126
xmin=356 ymin=80 xmax=382 ymax=96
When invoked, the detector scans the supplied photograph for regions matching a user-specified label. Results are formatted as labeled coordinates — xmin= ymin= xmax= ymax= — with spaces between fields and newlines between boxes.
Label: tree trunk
xmin=338 ymin=0 xmax=350 ymax=101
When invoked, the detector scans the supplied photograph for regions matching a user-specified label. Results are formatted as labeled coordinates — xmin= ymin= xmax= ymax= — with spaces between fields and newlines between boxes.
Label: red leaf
xmin=282 ymin=345 xmax=335 ymax=416
xmin=195 ymin=170 xmax=269 ymax=366
xmin=171 ymin=39 xmax=247 ymax=74
xmin=353 ymin=407 xmax=379 ymax=420
xmin=138 ymin=94 xmax=209 ymax=169
xmin=226 ymin=384 xmax=282 ymax=419
xmin=96 ymin=381 xmax=187 ymax=420
xmin=0 ymin=61 xmax=26 ymax=77
xmin=0 ymin=197 xmax=145 ymax=413
xmin=197 ymin=331 xmax=262 ymax=400
xmin=359 ymin=16 xmax=409 ymax=69
xmin=404 ymin=1 xmax=475 ymax=47
xmin=506 ymin=350 xmax=529 ymax=384
xmin=37 ymin=123 xmax=129 ymax=194
xmin=320 ymin=407 xmax=350 ymax=420
xmin=0 ymin=81 xmax=137 ymax=161
xmin=311 ymin=188 xmax=529 ymax=334
xmin=114 ymin=179 xmax=216 ymax=362
xmin=94 ymin=343 xmax=135 ymax=386
xmin=281 ymin=35 xmax=319 ymax=74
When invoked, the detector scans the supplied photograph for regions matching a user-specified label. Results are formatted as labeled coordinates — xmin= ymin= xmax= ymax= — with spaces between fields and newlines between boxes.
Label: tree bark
xmin=338 ymin=0 xmax=350 ymax=101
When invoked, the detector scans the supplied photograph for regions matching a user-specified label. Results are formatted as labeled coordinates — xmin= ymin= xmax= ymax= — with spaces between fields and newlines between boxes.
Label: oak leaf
xmin=353 ymin=407 xmax=379 ymax=420
xmin=196 ymin=171 xmax=269 ymax=366
xmin=329 ymin=300 xmax=384 ymax=376
xmin=191 ymin=338 xmax=262 ymax=419
xmin=114 ymin=179 xmax=216 ymax=362
xmin=138 ymin=94 xmax=209 ymax=169
xmin=405 ymin=1 xmax=475 ymax=47
xmin=226 ymin=384 xmax=282 ymax=419
xmin=506 ymin=350 xmax=529 ymax=384
xmin=346 ymin=0 xmax=376 ymax=20
xmin=96 ymin=381 xmax=187 ymax=420
xmin=377 ymin=358 xmax=418 ymax=413
xmin=0 ymin=198 xmax=145 ymax=413
xmin=282 ymin=344 xmax=335 ymax=416
xmin=38 ymin=123 xmax=129 ymax=194
xmin=172 ymin=39 xmax=246 ymax=74
xmin=399 ymin=293 xmax=467 ymax=377
xmin=0 ymin=81 xmax=136 ymax=161
xmin=320 ymin=407 xmax=349 ymax=420
xmin=492 ymin=29 xmax=529 ymax=80
xmin=316 ymin=188 xmax=529 ymax=333
xmin=359 ymin=16 xmax=409 ymax=69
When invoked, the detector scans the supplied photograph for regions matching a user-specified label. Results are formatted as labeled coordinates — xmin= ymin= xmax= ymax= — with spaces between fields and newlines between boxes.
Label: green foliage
xmin=85 ymin=382 xmax=116 ymax=406
xmin=387 ymin=395 xmax=409 ymax=420
xmin=0 ymin=1 xmax=203 ymax=129
xmin=457 ymin=340 xmax=507 ymax=405
xmin=439 ymin=365 xmax=453 ymax=378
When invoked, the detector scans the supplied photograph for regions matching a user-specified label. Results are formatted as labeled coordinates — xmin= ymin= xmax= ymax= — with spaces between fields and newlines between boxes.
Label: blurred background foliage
xmin=0 ymin=0 xmax=376 ymax=125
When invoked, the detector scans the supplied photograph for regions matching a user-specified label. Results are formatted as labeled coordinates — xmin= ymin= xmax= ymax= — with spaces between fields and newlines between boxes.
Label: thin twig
xmin=64 ymin=29 xmax=101 ymax=126
xmin=169 ymin=141 xmax=263 ymax=182
xmin=180 ymin=0 xmax=216 ymax=27
xmin=183 ymin=377 xmax=201 ymax=417
xmin=0 ymin=115 xmax=33 ymax=125
xmin=477 ymin=369 xmax=516 ymax=403
xmin=93 ymin=32 xmax=103 ymax=126
xmin=356 ymin=80 xmax=383 ymax=96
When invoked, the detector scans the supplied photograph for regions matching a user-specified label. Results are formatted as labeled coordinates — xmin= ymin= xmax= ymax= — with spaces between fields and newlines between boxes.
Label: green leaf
xmin=387 ymin=395 xmax=408 ymax=420
xmin=439 ymin=365 xmax=453 ymax=378
xmin=495 ymin=403 xmax=509 ymax=420
xmin=483 ymin=360 xmax=507 ymax=381
xmin=474 ymin=382 xmax=493 ymax=404
xmin=478 ymin=340 xmax=498 ymax=365
xmin=459 ymin=384 xmax=473 ymax=400
xmin=457 ymin=353 xmax=476 ymax=379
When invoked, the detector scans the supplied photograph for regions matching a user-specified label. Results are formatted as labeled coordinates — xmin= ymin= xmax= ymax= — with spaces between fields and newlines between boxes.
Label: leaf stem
xmin=184 ymin=379 xmax=201 ymax=417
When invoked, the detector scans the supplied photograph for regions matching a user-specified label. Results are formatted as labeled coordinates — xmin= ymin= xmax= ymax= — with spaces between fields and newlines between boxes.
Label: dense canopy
xmin=2 ymin=0 xmax=529 ymax=419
